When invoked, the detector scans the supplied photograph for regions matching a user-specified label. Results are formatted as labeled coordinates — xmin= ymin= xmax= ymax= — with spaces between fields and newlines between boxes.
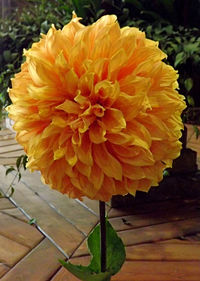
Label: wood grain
xmin=1 ymin=238 xmax=65 ymax=281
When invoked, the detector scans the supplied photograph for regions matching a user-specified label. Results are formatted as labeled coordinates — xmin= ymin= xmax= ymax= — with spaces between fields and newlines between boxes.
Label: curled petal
xmin=102 ymin=108 xmax=126 ymax=133
xmin=65 ymin=139 xmax=77 ymax=166
xmin=56 ymin=100 xmax=81 ymax=114
xmin=89 ymin=121 xmax=107 ymax=144
xmin=54 ymin=147 xmax=66 ymax=160
xmin=107 ymin=132 xmax=132 ymax=145
xmin=51 ymin=116 xmax=68 ymax=128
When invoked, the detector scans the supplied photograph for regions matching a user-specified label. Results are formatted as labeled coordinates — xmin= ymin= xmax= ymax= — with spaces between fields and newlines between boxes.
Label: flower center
xmin=92 ymin=104 xmax=105 ymax=118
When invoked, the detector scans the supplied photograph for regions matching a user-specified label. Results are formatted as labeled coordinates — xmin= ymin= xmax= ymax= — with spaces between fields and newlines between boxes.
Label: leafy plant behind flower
xmin=0 ymin=0 xmax=73 ymax=111
xmin=142 ymin=23 xmax=200 ymax=109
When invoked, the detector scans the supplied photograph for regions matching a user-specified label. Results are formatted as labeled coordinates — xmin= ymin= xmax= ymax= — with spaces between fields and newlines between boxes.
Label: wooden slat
xmin=1 ymin=207 xmax=28 ymax=222
xmin=0 ymin=144 xmax=22 ymax=154
xmin=1 ymin=238 xmax=65 ymax=281
xmin=0 ymin=150 xmax=24 ymax=157
xmin=0 ymin=158 xmax=19 ymax=166
xmin=159 ymin=238 xmax=200 ymax=244
xmin=0 ymin=198 xmax=15 ymax=210
xmin=0 ymin=212 xmax=43 ymax=248
xmin=187 ymin=143 xmax=200 ymax=157
xmin=21 ymin=169 xmax=111 ymax=218
xmin=119 ymin=217 xmax=200 ymax=246
xmin=0 ymin=264 xmax=9 ymax=278
xmin=80 ymin=198 xmax=100 ymax=215
xmin=109 ymin=204 xmax=200 ymax=231
xmin=126 ymin=242 xmax=200 ymax=261
xmin=78 ymin=197 xmax=111 ymax=216
xmin=0 ymin=139 xmax=17 ymax=147
xmin=0 ymin=134 xmax=15 ymax=141
xmin=186 ymin=124 xmax=200 ymax=159
xmin=20 ymin=171 xmax=109 ymax=217
xmin=0 ymin=166 xmax=85 ymax=256
xmin=19 ymin=170 xmax=99 ymax=235
xmin=72 ymin=238 xmax=88 ymax=257
xmin=108 ymin=198 xmax=198 ymax=218
xmin=183 ymin=233 xmax=200 ymax=242
xmin=0 ymin=129 xmax=14 ymax=136
xmin=112 ymin=261 xmax=200 ymax=281
xmin=74 ymin=216 xmax=200 ymax=257
xmin=0 ymin=234 xmax=29 ymax=267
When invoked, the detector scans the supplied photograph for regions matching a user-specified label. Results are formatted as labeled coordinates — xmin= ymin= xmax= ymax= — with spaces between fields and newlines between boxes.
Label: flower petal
xmin=93 ymin=143 xmax=122 ymax=180
xmin=89 ymin=121 xmax=107 ymax=144
xmin=102 ymin=108 xmax=126 ymax=133
xmin=77 ymin=133 xmax=93 ymax=166
xmin=89 ymin=163 xmax=104 ymax=191
xmin=56 ymin=99 xmax=81 ymax=114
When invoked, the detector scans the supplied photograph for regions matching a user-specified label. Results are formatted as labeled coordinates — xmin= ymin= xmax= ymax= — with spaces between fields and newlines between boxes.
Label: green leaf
xmin=8 ymin=186 xmax=15 ymax=197
xmin=88 ymin=220 xmax=126 ymax=276
xmin=187 ymin=95 xmax=195 ymax=106
xmin=175 ymin=36 xmax=181 ymax=44
xmin=184 ymin=78 xmax=193 ymax=92
xmin=5 ymin=167 xmax=16 ymax=176
xmin=11 ymin=53 xmax=18 ymax=60
xmin=40 ymin=20 xmax=50 ymax=33
xmin=184 ymin=42 xmax=199 ymax=54
xmin=193 ymin=125 xmax=200 ymax=139
xmin=174 ymin=52 xmax=185 ymax=67
xmin=18 ymin=172 xmax=22 ymax=182
xmin=3 ymin=50 xmax=11 ymax=62
xmin=71 ymin=0 xmax=87 ymax=18
xmin=28 ymin=218 xmax=37 ymax=225
xmin=22 ymin=155 xmax=28 ymax=170
xmin=165 ymin=25 xmax=173 ymax=34
xmin=59 ymin=260 xmax=111 ymax=281
xmin=59 ymin=220 xmax=125 ymax=281
xmin=16 ymin=155 xmax=23 ymax=171
xmin=163 ymin=170 xmax=170 ymax=177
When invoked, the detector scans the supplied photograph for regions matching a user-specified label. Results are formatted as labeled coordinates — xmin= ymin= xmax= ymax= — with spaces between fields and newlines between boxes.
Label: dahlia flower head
xmin=7 ymin=13 xmax=186 ymax=201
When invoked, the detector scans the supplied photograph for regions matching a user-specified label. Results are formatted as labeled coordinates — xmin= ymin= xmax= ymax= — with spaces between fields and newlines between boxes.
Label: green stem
xmin=99 ymin=201 xmax=106 ymax=273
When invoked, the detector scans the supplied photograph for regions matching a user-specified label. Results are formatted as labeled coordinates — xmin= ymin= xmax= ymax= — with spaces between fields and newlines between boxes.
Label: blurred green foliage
xmin=0 ymin=0 xmax=200 ymax=123
xmin=0 ymin=0 xmax=73 ymax=111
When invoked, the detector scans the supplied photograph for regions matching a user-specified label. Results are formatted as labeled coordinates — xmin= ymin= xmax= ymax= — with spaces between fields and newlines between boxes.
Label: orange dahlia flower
xmin=7 ymin=13 xmax=186 ymax=201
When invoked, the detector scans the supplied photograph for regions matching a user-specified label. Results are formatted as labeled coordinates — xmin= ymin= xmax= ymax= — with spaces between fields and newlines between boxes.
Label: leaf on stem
xmin=59 ymin=220 xmax=126 ymax=281
xmin=8 ymin=186 xmax=15 ymax=197
xmin=59 ymin=260 xmax=111 ymax=281
xmin=88 ymin=220 xmax=126 ymax=275
xmin=5 ymin=166 xmax=16 ymax=176
xmin=28 ymin=218 xmax=37 ymax=225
